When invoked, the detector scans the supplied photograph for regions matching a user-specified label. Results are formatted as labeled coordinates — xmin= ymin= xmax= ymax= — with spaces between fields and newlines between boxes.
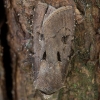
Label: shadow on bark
xmin=0 ymin=0 xmax=13 ymax=99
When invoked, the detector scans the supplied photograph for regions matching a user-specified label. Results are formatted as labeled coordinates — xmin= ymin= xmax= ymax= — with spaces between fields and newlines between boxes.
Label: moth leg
xmin=75 ymin=6 xmax=84 ymax=24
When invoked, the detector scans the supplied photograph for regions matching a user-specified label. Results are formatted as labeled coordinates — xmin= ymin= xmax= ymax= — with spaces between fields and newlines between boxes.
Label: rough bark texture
xmin=0 ymin=0 xmax=100 ymax=100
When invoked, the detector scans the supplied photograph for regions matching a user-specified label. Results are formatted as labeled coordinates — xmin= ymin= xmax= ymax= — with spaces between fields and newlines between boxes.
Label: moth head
xmin=34 ymin=60 xmax=64 ymax=95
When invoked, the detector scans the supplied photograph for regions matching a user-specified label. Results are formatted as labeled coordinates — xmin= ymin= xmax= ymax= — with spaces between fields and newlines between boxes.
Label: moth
xmin=33 ymin=1 xmax=83 ymax=95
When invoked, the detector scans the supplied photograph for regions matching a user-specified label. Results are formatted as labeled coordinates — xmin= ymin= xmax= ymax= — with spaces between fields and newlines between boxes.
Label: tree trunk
xmin=0 ymin=0 xmax=100 ymax=100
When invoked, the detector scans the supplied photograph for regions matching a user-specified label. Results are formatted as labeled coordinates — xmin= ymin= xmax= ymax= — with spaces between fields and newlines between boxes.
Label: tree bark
xmin=0 ymin=0 xmax=100 ymax=100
